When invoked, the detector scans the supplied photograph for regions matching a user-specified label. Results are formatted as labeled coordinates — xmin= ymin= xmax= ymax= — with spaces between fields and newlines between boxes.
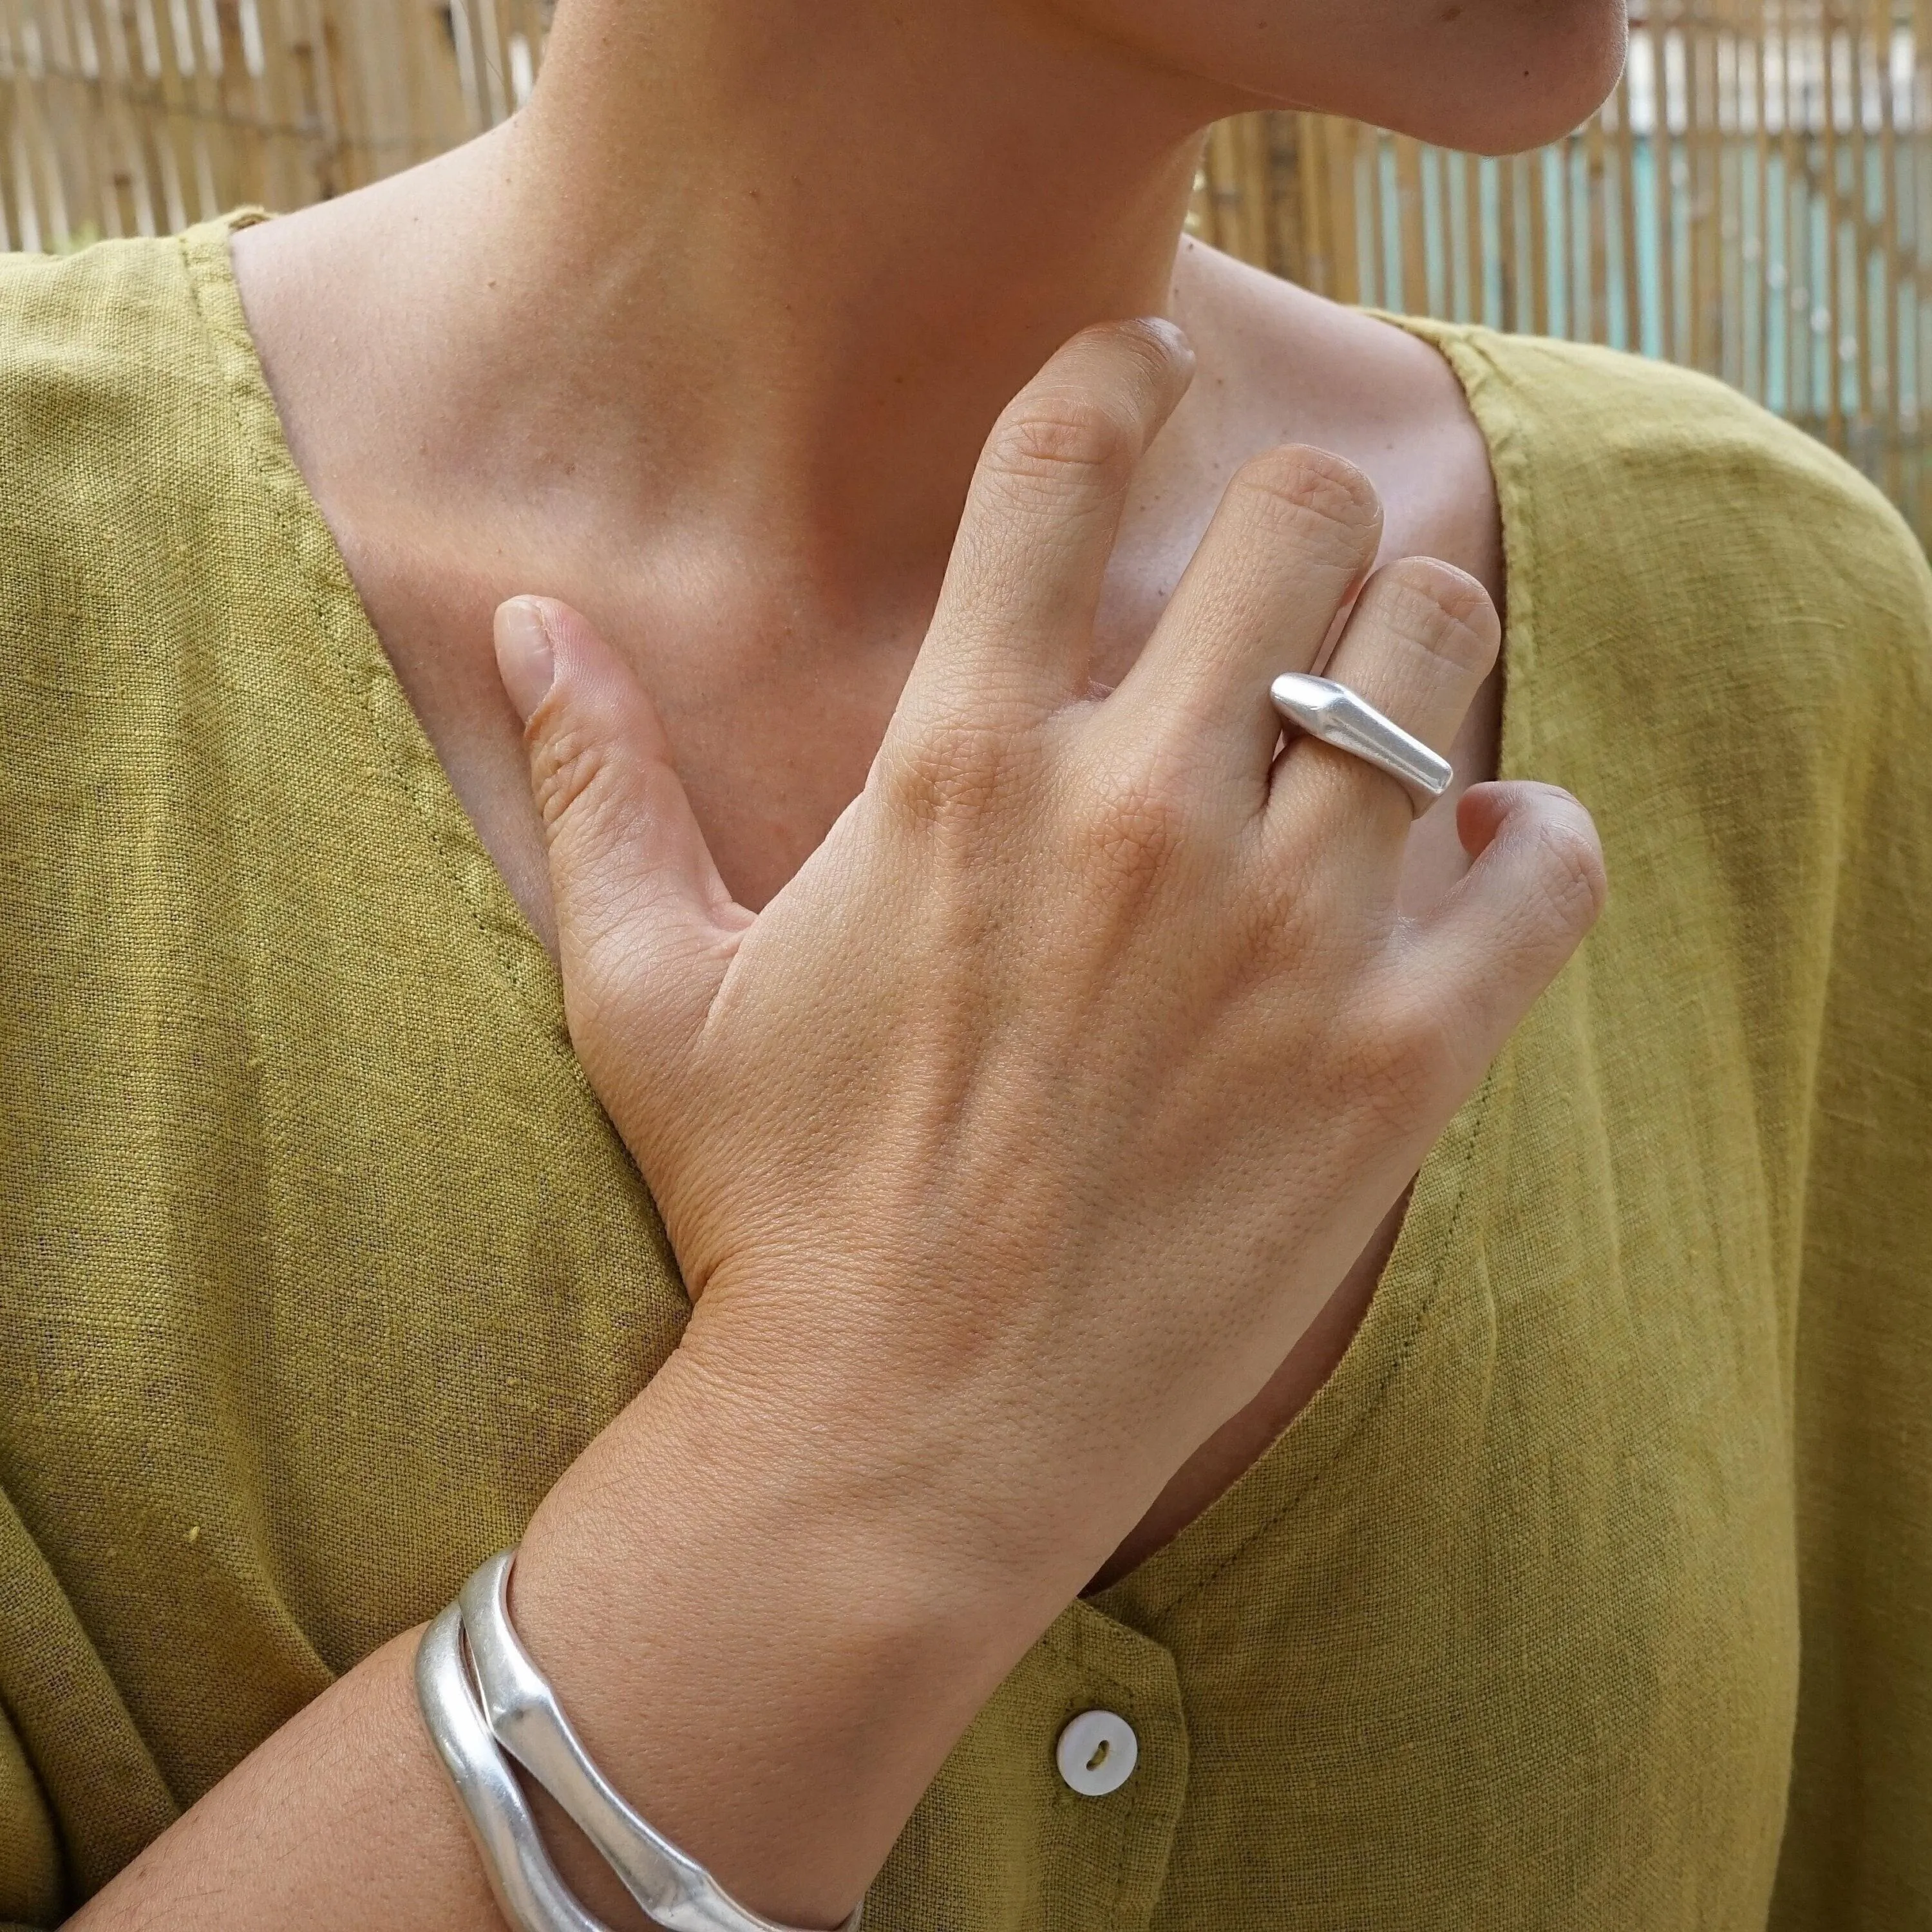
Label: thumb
xmin=495 ymin=597 xmax=748 ymax=1084
xmin=1419 ymin=781 xmax=1608 ymax=1063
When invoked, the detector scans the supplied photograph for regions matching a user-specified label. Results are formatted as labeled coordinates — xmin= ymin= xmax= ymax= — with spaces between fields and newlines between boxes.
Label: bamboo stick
xmin=1448 ymin=146 xmax=1472 ymax=322
xmin=1786 ymin=1 xmax=1814 ymax=421
xmin=1395 ymin=132 xmax=1428 ymax=313
xmin=1204 ymin=118 xmax=1242 ymax=260
xmin=1694 ymin=8 xmax=1720 ymax=373
xmin=3 ymin=0 xmax=1930 ymax=536
xmin=1236 ymin=106 xmax=1271 ymax=269
xmin=1296 ymin=110 xmax=1332 ymax=298
xmin=1657 ymin=8 xmax=1682 ymax=358
xmin=1324 ymin=113 xmax=1362 ymax=306
xmin=1849 ymin=0 xmax=1875 ymax=439
xmin=1821 ymin=0 xmax=1847 ymax=442
xmin=1495 ymin=143 xmax=1518 ymax=328
xmin=1524 ymin=144 xmax=1549 ymax=333
xmin=1264 ymin=110 xmax=1302 ymax=283
xmin=1913 ymin=0 xmax=1924 ymax=515
xmin=1613 ymin=50 xmax=1642 ymax=349
xmin=1751 ymin=8 xmax=1773 ymax=401
xmin=1587 ymin=109 xmax=1611 ymax=343
xmin=1874 ymin=0 xmax=1900 ymax=495
xmin=1724 ymin=5 xmax=1743 ymax=381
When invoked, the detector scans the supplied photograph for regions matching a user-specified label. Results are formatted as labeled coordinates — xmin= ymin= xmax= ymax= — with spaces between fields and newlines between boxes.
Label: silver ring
xmin=1269 ymin=673 xmax=1453 ymax=816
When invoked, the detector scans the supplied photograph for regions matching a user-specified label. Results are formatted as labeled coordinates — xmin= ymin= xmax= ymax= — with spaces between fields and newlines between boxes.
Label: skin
xmin=73 ymin=0 xmax=1620 ymax=1926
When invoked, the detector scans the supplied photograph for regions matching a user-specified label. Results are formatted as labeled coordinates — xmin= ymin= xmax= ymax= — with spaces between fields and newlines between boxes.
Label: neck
xmin=325 ymin=0 xmax=1238 ymax=600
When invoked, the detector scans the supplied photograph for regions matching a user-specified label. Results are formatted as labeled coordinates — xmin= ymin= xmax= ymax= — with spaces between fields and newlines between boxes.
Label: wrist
xmin=506 ymin=1340 xmax=1050 ymax=1925
xmin=667 ymin=1264 xmax=1178 ymax=1600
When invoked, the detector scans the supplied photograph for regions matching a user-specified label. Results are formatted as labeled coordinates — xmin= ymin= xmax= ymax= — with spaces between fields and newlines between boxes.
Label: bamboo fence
xmin=5 ymin=1 xmax=1932 ymax=535
xmin=1195 ymin=1 xmax=1932 ymax=530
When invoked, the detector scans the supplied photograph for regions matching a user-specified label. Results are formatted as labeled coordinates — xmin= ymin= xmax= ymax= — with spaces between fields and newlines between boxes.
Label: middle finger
xmin=1099 ymin=443 xmax=1383 ymax=804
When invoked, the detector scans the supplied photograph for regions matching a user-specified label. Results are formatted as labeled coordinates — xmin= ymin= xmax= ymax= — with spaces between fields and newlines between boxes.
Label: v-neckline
xmin=180 ymin=211 xmax=574 ymax=1074
xmin=182 ymin=209 xmax=1537 ymax=1616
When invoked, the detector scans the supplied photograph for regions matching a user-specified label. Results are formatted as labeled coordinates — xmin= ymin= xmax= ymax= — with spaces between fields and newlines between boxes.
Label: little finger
xmin=1409 ymin=781 xmax=1607 ymax=1081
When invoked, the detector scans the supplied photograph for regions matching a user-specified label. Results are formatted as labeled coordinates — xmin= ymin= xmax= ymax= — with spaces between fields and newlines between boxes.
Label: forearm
xmin=73 ymin=1349 xmax=1042 ymax=1931
xmin=70 ymin=1631 xmax=658 ymax=1932
xmin=68 ymin=1625 xmax=493 ymax=1932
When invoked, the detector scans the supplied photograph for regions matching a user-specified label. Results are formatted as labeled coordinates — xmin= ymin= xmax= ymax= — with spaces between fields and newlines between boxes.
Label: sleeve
xmin=1769 ymin=509 xmax=1932 ymax=1926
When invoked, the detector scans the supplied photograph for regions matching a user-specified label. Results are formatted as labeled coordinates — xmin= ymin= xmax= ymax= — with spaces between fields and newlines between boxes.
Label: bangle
xmin=416 ymin=1601 xmax=609 ymax=1932
xmin=417 ymin=1549 xmax=864 ymax=1932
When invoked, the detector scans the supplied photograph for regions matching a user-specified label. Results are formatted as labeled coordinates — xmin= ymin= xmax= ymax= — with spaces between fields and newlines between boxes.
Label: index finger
xmin=895 ymin=319 xmax=1195 ymax=730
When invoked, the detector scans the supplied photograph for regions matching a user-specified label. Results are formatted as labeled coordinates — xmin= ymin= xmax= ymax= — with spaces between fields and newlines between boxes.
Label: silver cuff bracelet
xmin=417 ymin=1549 xmax=864 ymax=1932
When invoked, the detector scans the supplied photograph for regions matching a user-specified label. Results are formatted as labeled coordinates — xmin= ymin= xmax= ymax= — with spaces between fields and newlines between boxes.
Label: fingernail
xmin=495 ymin=598 xmax=555 ymax=722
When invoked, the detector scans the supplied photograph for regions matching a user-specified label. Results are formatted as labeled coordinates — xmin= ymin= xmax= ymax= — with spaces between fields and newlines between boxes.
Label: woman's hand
xmin=73 ymin=321 xmax=1604 ymax=1932
xmin=491 ymin=328 xmax=1604 ymax=1926
xmin=499 ymin=318 xmax=1604 ymax=1609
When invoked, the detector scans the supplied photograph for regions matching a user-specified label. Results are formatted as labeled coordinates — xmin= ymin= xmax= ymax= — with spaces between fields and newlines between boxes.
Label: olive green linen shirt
xmin=0 ymin=215 xmax=1928 ymax=1930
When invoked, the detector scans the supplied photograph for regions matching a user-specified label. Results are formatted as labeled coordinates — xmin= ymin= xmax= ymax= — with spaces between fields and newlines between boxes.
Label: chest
xmin=339 ymin=380 xmax=1506 ymax=938
xmin=3 ymin=831 xmax=1801 ymax=1924
xmin=1 ymin=616 xmax=1803 ymax=1918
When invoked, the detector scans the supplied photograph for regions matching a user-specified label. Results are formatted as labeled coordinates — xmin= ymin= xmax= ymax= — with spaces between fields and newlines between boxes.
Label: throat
xmin=344 ymin=535 xmax=942 ymax=932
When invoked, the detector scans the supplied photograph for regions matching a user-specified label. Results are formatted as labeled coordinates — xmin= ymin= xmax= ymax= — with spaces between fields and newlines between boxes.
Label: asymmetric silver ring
xmin=1269 ymin=672 xmax=1454 ymax=815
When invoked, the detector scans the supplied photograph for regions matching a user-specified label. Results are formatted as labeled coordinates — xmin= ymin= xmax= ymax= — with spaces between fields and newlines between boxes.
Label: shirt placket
xmin=1028 ymin=1598 xmax=1188 ymax=1932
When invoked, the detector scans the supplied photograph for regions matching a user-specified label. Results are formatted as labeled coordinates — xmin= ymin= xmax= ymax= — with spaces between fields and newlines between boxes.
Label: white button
xmin=1056 ymin=1709 xmax=1139 ymax=1796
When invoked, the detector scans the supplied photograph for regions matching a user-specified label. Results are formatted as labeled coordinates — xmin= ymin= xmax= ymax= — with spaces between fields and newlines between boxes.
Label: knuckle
xmin=880 ymin=715 xmax=1017 ymax=827
xmin=1072 ymin=316 xmax=1186 ymax=388
xmin=1345 ymin=990 xmax=1462 ymax=1132
xmin=1224 ymin=444 xmax=1383 ymax=564
xmin=981 ymin=395 xmax=1138 ymax=496
xmin=528 ymin=711 xmax=613 ymax=833
xmin=1068 ymin=754 xmax=1197 ymax=883
xmin=1372 ymin=558 xmax=1501 ymax=677
xmin=1523 ymin=796 xmax=1609 ymax=929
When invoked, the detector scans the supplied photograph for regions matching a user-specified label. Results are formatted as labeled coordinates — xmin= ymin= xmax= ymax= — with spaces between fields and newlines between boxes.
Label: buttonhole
xmin=1087 ymin=1739 xmax=1110 ymax=1772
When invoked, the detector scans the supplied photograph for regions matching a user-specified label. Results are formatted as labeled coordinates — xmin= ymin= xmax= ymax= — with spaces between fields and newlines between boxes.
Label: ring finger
xmin=1265 ymin=554 xmax=1501 ymax=876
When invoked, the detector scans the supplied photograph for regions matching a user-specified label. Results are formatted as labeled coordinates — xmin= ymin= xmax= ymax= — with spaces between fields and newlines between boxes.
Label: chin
xmin=1057 ymin=0 xmax=1631 ymax=157
xmin=1387 ymin=2 xmax=1632 ymax=155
